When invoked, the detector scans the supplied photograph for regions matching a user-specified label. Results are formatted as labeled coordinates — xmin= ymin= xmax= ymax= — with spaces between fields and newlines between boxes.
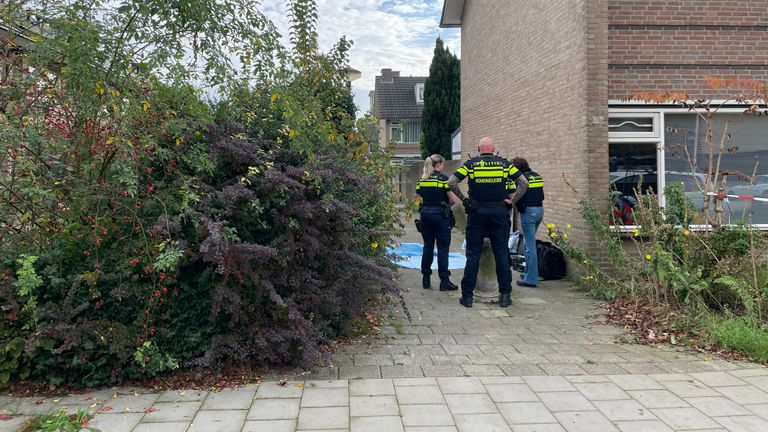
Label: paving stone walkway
xmin=3 ymin=227 xmax=768 ymax=431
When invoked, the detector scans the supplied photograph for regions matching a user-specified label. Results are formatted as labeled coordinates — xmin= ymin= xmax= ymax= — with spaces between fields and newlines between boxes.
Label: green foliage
xmin=707 ymin=315 xmax=768 ymax=362
xmin=0 ymin=337 xmax=30 ymax=385
xmin=0 ymin=0 xmax=400 ymax=387
xmin=134 ymin=341 xmax=179 ymax=377
xmin=21 ymin=409 xmax=97 ymax=432
xmin=14 ymin=255 xmax=42 ymax=330
xmin=550 ymin=189 xmax=768 ymax=361
xmin=663 ymin=183 xmax=697 ymax=226
xmin=420 ymin=37 xmax=460 ymax=159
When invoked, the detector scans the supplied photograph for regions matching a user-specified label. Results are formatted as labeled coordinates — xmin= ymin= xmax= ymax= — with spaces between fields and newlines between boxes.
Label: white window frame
xmin=389 ymin=124 xmax=402 ymax=142
xmin=608 ymin=112 xmax=660 ymax=140
xmin=609 ymin=107 xmax=768 ymax=231
xmin=415 ymin=83 xmax=425 ymax=104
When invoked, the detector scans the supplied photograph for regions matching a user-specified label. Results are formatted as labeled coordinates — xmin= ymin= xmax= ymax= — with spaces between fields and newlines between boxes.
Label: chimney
xmin=381 ymin=68 xmax=400 ymax=83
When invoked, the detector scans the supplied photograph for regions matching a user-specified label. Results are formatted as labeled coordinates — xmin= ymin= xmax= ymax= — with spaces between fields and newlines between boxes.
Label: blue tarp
xmin=388 ymin=243 xmax=467 ymax=270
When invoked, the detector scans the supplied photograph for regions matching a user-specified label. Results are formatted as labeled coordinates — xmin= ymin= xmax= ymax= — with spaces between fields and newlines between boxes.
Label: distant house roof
xmin=374 ymin=74 xmax=426 ymax=121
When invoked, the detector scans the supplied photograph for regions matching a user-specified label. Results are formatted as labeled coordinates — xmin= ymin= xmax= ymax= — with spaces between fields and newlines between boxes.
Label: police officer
xmin=510 ymin=157 xmax=545 ymax=288
xmin=447 ymin=137 xmax=528 ymax=308
xmin=416 ymin=154 xmax=459 ymax=291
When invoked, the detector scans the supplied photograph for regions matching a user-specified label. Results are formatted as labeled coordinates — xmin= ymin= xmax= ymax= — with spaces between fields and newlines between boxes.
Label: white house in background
xmin=370 ymin=68 xmax=426 ymax=160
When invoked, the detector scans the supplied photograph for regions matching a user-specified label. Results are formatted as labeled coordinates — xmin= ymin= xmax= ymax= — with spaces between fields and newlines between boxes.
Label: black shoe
xmin=422 ymin=275 xmax=431 ymax=289
xmin=499 ymin=293 xmax=511 ymax=308
xmin=516 ymin=280 xmax=537 ymax=288
xmin=439 ymin=279 xmax=458 ymax=291
xmin=459 ymin=296 xmax=473 ymax=308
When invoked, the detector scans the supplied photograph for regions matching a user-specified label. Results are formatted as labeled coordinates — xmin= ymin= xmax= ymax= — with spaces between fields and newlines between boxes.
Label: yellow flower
xmin=550 ymin=232 xmax=557 ymax=238
xmin=563 ymin=234 xmax=568 ymax=239
xmin=546 ymin=223 xmax=556 ymax=229
xmin=645 ymin=254 xmax=652 ymax=261
xmin=371 ymin=242 xmax=379 ymax=249
xmin=632 ymin=229 xmax=639 ymax=237
xmin=682 ymin=229 xmax=690 ymax=236
xmin=566 ymin=224 xmax=572 ymax=229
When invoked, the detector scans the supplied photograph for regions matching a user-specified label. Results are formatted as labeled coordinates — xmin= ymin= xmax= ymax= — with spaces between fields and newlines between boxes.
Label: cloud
xmin=259 ymin=0 xmax=460 ymax=115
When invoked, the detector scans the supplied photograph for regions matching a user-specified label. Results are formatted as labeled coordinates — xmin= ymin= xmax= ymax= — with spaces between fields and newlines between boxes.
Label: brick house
xmin=370 ymin=68 xmax=426 ymax=160
xmin=440 ymin=0 xmax=768 ymax=253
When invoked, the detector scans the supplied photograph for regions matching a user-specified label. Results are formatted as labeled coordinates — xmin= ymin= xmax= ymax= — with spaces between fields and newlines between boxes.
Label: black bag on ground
xmin=535 ymin=240 xmax=566 ymax=280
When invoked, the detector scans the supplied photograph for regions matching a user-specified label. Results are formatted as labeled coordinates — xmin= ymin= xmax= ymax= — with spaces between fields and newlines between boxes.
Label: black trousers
xmin=420 ymin=207 xmax=451 ymax=280
xmin=461 ymin=206 xmax=512 ymax=297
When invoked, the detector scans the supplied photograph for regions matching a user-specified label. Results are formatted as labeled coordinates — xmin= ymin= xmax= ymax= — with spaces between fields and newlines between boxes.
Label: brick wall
xmin=460 ymin=0 xmax=610 ymax=257
xmin=608 ymin=0 xmax=768 ymax=99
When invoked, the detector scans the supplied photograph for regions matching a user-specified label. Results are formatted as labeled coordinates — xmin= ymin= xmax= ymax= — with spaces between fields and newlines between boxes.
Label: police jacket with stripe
xmin=519 ymin=169 xmax=544 ymax=206
xmin=453 ymin=154 xmax=521 ymax=202
xmin=416 ymin=171 xmax=450 ymax=205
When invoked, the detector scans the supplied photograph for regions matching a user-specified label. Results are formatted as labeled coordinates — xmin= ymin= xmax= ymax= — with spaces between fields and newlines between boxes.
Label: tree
xmin=420 ymin=37 xmax=460 ymax=159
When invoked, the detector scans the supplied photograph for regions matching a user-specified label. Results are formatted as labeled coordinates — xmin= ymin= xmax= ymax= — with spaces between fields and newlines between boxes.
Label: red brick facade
xmin=608 ymin=0 xmax=768 ymax=99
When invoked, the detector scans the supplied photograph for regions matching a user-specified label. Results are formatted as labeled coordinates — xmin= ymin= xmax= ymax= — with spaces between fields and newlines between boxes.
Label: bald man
xmin=447 ymin=137 xmax=528 ymax=308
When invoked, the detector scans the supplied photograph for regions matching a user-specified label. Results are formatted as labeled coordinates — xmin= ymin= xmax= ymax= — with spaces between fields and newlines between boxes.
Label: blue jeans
xmin=520 ymin=206 xmax=544 ymax=286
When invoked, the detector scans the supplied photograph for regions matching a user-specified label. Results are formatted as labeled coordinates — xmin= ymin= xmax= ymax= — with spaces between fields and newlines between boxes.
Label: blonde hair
xmin=421 ymin=154 xmax=445 ymax=180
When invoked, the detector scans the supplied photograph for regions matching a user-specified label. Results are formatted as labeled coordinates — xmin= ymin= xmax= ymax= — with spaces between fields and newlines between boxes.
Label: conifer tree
xmin=420 ymin=37 xmax=460 ymax=159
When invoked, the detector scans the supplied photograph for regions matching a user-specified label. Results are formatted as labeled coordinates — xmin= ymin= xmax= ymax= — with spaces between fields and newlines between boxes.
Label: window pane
xmin=665 ymin=113 xmax=768 ymax=225
xmin=609 ymin=116 xmax=654 ymax=133
xmin=402 ymin=121 xmax=421 ymax=143
xmin=609 ymin=143 xmax=657 ymax=225
xmin=390 ymin=127 xmax=401 ymax=142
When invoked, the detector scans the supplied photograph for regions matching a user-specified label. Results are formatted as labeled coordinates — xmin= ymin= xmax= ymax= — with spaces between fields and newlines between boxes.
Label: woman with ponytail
xmin=415 ymin=154 xmax=459 ymax=291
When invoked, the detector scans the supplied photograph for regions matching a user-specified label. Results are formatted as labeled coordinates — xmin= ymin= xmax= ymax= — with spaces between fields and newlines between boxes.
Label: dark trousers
xmin=420 ymin=207 xmax=451 ymax=280
xmin=461 ymin=206 xmax=512 ymax=297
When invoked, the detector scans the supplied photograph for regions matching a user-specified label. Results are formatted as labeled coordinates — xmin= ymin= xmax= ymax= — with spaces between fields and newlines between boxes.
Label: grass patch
xmin=20 ymin=409 xmax=97 ymax=432
xmin=706 ymin=315 xmax=768 ymax=362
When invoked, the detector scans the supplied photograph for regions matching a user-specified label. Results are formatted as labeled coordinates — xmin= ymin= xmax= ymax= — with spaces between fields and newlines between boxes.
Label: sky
xmin=258 ymin=0 xmax=461 ymax=116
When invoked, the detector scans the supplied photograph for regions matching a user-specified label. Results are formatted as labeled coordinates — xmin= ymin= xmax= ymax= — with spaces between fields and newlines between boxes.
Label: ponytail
xmin=421 ymin=154 xmax=445 ymax=180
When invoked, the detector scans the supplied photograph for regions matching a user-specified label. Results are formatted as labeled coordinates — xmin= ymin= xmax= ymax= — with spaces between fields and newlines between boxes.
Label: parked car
xmin=727 ymin=175 xmax=768 ymax=198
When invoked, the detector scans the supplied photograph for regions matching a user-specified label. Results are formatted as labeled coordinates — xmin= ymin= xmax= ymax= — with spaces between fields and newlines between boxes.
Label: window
xmin=415 ymin=83 xmax=425 ymax=104
xmin=665 ymin=113 xmax=768 ymax=225
xmin=609 ymin=113 xmax=660 ymax=139
xmin=609 ymin=143 xmax=658 ymax=225
xmin=389 ymin=124 xmax=402 ymax=142
xmin=401 ymin=121 xmax=421 ymax=143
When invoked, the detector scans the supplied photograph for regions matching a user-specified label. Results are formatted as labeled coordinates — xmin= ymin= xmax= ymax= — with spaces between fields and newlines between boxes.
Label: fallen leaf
xmin=278 ymin=380 xmax=287 ymax=387
xmin=0 ymin=414 xmax=12 ymax=420
xmin=101 ymin=406 xmax=113 ymax=412
xmin=294 ymin=383 xmax=304 ymax=388
xmin=35 ymin=399 xmax=45 ymax=405
xmin=143 ymin=407 xmax=157 ymax=414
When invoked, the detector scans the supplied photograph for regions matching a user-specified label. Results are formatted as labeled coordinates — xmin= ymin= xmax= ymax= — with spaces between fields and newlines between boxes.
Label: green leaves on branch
xmin=14 ymin=255 xmax=42 ymax=330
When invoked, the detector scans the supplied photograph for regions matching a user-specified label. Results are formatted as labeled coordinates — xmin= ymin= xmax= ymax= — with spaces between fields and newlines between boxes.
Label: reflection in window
xmin=609 ymin=143 xmax=657 ymax=225
xmin=665 ymin=114 xmax=768 ymax=225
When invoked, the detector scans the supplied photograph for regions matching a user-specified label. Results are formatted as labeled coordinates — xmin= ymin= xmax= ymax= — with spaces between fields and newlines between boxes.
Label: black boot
xmin=459 ymin=296 xmax=473 ymax=308
xmin=499 ymin=293 xmax=511 ymax=308
xmin=439 ymin=279 xmax=458 ymax=291
xmin=422 ymin=275 xmax=431 ymax=289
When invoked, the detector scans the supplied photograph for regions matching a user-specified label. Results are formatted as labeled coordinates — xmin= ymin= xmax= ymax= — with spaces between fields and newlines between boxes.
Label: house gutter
xmin=439 ymin=0 xmax=465 ymax=28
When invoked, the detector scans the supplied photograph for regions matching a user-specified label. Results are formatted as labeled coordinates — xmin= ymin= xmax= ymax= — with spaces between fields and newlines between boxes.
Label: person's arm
xmin=447 ymin=175 xmax=466 ymax=201
xmin=504 ymin=169 xmax=529 ymax=205
xmin=447 ymin=190 xmax=460 ymax=206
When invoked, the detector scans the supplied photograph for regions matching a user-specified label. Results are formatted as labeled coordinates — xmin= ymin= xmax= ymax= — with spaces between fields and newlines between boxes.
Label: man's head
xmin=477 ymin=136 xmax=495 ymax=154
